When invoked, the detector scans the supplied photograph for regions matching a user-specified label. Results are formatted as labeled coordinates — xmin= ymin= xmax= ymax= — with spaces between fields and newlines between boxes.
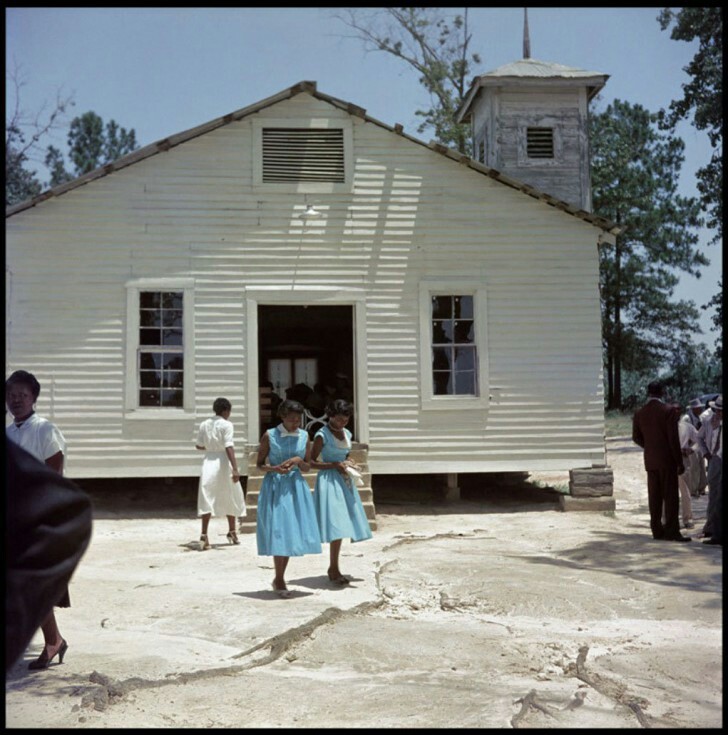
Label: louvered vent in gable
xmin=262 ymin=128 xmax=345 ymax=183
xmin=526 ymin=127 xmax=554 ymax=159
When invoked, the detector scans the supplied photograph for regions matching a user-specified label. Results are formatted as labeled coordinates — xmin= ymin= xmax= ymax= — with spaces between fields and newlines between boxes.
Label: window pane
xmin=164 ymin=371 xmax=184 ymax=389
xmin=162 ymin=292 xmax=183 ymax=309
xmin=433 ymin=372 xmax=451 ymax=395
xmin=161 ymin=389 xmax=183 ymax=407
xmin=140 ymin=328 xmax=161 ymax=345
xmin=140 ymin=292 xmax=160 ymax=308
xmin=454 ymin=346 xmax=476 ymax=371
xmin=432 ymin=347 xmax=451 ymax=370
xmin=162 ymin=328 xmax=183 ymax=346
xmin=454 ymin=320 xmax=474 ymax=344
xmin=140 ymin=353 xmax=161 ymax=369
xmin=454 ymin=371 xmax=476 ymax=395
xmin=454 ymin=296 xmax=473 ymax=319
xmin=431 ymin=296 xmax=452 ymax=319
xmin=140 ymin=370 xmax=161 ymax=388
xmin=432 ymin=320 xmax=454 ymax=344
xmin=162 ymin=309 xmax=183 ymax=327
xmin=140 ymin=310 xmax=161 ymax=327
xmin=139 ymin=389 xmax=161 ymax=406
xmin=163 ymin=354 xmax=184 ymax=370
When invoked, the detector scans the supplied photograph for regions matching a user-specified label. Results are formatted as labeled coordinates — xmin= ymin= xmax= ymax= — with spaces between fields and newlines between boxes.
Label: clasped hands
xmin=273 ymin=457 xmax=304 ymax=474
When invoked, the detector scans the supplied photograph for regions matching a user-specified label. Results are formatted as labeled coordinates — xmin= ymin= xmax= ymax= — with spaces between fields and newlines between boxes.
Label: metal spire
xmin=523 ymin=8 xmax=531 ymax=59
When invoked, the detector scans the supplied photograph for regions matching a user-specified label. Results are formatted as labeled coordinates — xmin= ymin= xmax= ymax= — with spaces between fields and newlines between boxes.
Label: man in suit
xmin=632 ymin=381 xmax=690 ymax=542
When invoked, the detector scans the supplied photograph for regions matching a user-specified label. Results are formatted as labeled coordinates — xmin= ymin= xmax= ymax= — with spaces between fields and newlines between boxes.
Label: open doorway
xmin=257 ymin=305 xmax=355 ymax=438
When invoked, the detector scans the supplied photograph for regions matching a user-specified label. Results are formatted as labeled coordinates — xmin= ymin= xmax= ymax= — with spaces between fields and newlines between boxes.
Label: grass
xmin=604 ymin=409 xmax=633 ymax=438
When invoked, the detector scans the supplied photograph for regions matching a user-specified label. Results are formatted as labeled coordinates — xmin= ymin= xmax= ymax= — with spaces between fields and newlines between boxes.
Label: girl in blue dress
xmin=311 ymin=399 xmax=372 ymax=585
xmin=256 ymin=400 xmax=321 ymax=597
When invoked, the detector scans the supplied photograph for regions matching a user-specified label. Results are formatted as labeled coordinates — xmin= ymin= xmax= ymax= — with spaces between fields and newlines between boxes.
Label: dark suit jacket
xmin=632 ymin=399 xmax=683 ymax=471
xmin=5 ymin=440 xmax=93 ymax=670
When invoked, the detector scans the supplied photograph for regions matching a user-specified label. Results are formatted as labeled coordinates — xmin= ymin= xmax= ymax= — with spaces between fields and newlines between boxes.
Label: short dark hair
xmin=6 ymin=370 xmax=41 ymax=400
xmin=277 ymin=399 xmax=305 ymax=417
xmin=326 ymin=399 xmax=353 ymax=417
xmin=213 ymin=397 xmax=232 ymax=415
xmin=647 ymin=381 xmax=664 ymax=397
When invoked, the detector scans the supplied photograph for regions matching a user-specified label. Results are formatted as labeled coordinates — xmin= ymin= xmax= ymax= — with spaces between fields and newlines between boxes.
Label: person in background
xmin=5 ymin=369 xmax=85 ymax=669
xmin=680 ymin=400 xmax=708 ymax=499
xmin=685 ymin=397 xmax=704 ymax=431
xmin=697 ymin=395 xmax=722 ymax=546
xmin=6 ymin=441 xmax=92 ymax=670
xmin=673 ymin=404 xmax=696 ymax=529
xmin=195 ymin=397 xmax=246 ymax=550
xmin=310 ymin=399 xmax=372 ymax=585
xmin=632 ymin=380 xmax=690 ymax=542
xmin=255 ymin=399 xmax=321 ymax=597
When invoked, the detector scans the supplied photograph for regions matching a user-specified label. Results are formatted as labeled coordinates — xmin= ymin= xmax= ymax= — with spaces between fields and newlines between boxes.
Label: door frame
xmin=244 ymin=288 xmax=368 ymax=444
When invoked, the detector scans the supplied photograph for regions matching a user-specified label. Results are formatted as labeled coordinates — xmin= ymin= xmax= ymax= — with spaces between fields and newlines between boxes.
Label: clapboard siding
xmin=6 ymin=90 xmax=607 ymax=478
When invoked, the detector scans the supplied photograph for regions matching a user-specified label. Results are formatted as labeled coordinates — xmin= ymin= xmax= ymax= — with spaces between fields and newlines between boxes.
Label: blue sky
xmin=5 ymin=7 xmax=721 ymax=344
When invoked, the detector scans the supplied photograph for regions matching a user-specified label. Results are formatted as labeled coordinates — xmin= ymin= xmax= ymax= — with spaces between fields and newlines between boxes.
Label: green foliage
xmin=658 ymin=7 xmax=722 ymax=243
xmin=702 ymin=278 xmax=723 ymax=360
xmin=5 ymin=122 xmax=43 ymax=206
xmin=591 ymin=99 xmax=707 ymax=409
xmin=660 ymin=341 xmax=722 ymax=405
xmin=46 ymin=111 xmax=138 ymax=186
xmin=604 ymin=410 xmax=634 ymax=437
xmin=5 ymin=67 xmax=74 ymax=206
xmin=334 ymin=7 xmax=480 ymax=153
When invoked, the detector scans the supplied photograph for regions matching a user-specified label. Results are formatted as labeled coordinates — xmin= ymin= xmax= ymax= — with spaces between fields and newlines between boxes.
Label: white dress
xmin=196 ymin=416 xmax=246 ymax=517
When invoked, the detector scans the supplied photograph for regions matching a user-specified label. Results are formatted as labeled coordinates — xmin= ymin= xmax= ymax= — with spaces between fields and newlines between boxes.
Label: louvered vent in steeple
xmin=262 ymin=128 xmax=345 ymax=183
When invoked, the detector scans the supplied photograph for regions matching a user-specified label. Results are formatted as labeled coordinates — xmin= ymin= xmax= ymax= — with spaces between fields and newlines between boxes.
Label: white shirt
xmin=6 ymin=413 xmax=66 ymax=465
xmin=678 ymin=416 xmax=699 ymax=450
xmin=196 ymin=415 xmax=235 ymax=452
xmin=697 ymin=411 xmax=722 ymax=460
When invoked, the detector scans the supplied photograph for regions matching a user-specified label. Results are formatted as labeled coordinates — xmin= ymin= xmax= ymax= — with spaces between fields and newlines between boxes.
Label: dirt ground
xmin=5 ymin=437 xmax=723 ymax=729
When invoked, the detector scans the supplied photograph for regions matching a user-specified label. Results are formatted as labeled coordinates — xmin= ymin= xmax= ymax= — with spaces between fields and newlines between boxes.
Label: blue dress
xmin=256 ymin=427 xmax=322 ymax=557
xmin=313 ymin=425 xmax=373 ymax=543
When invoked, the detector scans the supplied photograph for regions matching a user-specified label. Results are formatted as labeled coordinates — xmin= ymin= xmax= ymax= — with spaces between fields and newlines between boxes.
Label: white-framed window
xmin=125 ymin=278 xmax=195 ymax=417
xmin=419 ymin=280 xmax=489 ymax=410
xmin=252 ymin=118 xmax=353 ymax=193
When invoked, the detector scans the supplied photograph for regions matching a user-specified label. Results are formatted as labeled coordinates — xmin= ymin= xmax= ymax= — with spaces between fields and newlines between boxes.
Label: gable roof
xmin=6 ymin=80 xmax=620 ymax=235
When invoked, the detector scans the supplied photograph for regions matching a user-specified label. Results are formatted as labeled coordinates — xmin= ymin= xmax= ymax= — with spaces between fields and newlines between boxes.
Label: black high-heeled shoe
xmin=28 ymin=639 xmax=68 ymax=670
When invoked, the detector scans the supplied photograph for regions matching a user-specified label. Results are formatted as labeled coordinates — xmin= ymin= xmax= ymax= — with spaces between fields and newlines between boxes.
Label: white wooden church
xmin=6 ymin=40 xmax=619 ymax=502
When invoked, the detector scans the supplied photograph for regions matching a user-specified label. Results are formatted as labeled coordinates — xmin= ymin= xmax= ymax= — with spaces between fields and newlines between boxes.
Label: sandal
xmin=271 ymin=581 xmax=292 ymax=599
xmin=327 ymin=569 xmax=350 ymax=585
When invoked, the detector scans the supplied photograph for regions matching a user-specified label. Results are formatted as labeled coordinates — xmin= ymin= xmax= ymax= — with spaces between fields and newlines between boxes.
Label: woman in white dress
xmin=195 ymin=397 xmax=246 ymax=549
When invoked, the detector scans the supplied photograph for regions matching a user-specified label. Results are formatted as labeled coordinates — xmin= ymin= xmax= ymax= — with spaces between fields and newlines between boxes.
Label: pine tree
xmin=46 ymin=111 xmax=138 ymax=186
xmin=590 ymin=99 xmax=707 ymax=409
